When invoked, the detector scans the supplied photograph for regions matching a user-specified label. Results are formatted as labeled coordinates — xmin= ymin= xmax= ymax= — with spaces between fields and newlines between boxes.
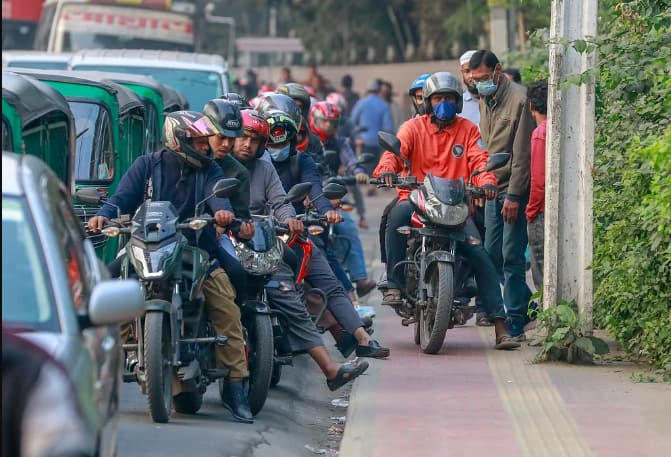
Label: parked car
xmin=12 ymin=68 xmax=146 ymax=262
xmin=2 ymin=50 xmax=73 ymax=70
xmin=69 ymin=49 xmax=230 ymax=110
xmin=2 ymin=70 xmax=76 ymax=191
xmin=2 ymin=151 xmax=144 ymax=457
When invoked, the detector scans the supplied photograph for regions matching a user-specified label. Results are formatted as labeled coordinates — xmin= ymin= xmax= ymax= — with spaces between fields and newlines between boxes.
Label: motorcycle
xmin=77 ymin=178 xmax=241 ymax=423
xmin=373 ymin=132 xmax=510 ymax=354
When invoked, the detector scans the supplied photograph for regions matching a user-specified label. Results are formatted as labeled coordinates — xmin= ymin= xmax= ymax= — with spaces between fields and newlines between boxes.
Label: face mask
xmin=268 ymin=144 xmax=291 ymax=162
xmin=477 ymin=79 xmax=497 ymax=96
xmin=433 ymin=100 xmax=458 ymax=122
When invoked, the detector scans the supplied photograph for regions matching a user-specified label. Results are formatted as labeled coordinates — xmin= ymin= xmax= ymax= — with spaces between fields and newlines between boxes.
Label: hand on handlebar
xmin=473 ymin=184 xmax=499 ymax=207
xmin=379 ymin=172 xmax=396 ymax=187
xmin=214 ymin=210 xmax=235 ymax=227
xmin=325 ymin=209 xmax=343 ymax=225
xmin=286 ymin=218 xmax=305 ymax=235
xmin=238 ymin=221 xmax=255 ymax=240
xmin=87 ymin=216 xmax=110 ymax=232
xmin=355 ymin=172 xmax=370 ymax=184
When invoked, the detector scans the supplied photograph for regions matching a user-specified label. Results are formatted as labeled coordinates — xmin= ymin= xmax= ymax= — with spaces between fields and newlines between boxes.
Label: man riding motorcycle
xmin=258 ymin=103 xmax=390 ymax=359
xmin=87 ymin=111 xmax=255 ymax=422
xmin=373 ymin=72 xmax=520 ymax=350
xmin=231 ymin=108 xmax=371 ymax=390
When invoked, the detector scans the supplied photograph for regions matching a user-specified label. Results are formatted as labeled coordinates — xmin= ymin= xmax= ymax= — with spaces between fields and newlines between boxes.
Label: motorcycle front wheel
xmin=420 ymin=262 xmax=454 ymax=354
xmin=245 ymin=313 xmax=274 ymax=415
xmin=144 ymin=312 xmax=173 ymax=423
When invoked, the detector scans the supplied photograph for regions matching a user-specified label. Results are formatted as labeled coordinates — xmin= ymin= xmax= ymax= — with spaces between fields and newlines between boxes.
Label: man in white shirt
xmin=459 ymin=50 xmax=481 ymax=128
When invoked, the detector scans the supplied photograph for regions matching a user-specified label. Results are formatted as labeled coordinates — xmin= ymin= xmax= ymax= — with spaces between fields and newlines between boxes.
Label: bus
xmin=2 ymin=0 xmax=44 ymax=50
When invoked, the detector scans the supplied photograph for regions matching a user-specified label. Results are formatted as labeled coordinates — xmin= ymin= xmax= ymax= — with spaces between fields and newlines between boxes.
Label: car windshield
xmin=69 ymin=101 xmax=115 ymax=182
xmin=2 ymin=196 xmax=58 ymax=331
xmin=74 ymin=65 xmax=222 ymax=111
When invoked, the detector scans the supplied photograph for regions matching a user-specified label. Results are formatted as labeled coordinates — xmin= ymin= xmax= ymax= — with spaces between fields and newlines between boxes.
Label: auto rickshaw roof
xmin=2 ymin=71 xmax=73 ymax=127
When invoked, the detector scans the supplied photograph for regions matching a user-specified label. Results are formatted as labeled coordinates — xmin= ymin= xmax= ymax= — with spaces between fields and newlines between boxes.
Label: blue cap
xmin=409 ymin=73 xmax=431 ymax=96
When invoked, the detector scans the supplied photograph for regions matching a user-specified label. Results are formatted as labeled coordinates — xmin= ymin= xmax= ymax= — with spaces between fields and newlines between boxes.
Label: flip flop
xmin=382 ymin=289 xmax=403 ymax=307
xmin=326 ymin=360 xmax=370 ymax=391
xmin=495 ymin=335 xmax=521 ymax=350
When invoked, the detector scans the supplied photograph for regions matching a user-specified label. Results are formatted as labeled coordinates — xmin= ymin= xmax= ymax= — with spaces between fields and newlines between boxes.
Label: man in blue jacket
xmin=87 ymin=111 xmax=254 ymax=423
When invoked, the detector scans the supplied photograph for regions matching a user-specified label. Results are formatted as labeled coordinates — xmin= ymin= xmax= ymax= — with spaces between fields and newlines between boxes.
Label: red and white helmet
xmin=240 ymin=109 xmax=270 ymax=158
xmin=309 ymin=101 xmax=341 ymax=142
xmin=326 ymin=92 xmax=347 ymax=114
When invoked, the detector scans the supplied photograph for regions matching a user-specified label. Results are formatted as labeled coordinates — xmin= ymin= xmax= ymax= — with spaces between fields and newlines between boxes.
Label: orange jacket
xmin=373 ymin=115 xmax=497 ymax=201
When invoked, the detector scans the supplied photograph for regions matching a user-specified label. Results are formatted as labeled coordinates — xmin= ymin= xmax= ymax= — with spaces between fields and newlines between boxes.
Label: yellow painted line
xmin=480 ymin=327 xmax=595 ymax=457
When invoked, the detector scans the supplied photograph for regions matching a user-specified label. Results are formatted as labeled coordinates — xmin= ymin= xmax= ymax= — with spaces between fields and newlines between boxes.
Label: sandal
xmin=382 ymin=288 xmax=403 ymax=307
xmin=495 ymin=334 xmax=521 ymax=350
xmin=327 ymin=360 xmax=370 ymax=391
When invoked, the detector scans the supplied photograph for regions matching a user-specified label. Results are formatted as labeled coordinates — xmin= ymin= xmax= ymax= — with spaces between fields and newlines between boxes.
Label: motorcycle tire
xmin=270 ymin=363 xmax=282 ymax=387
xmin=245 ymin=313 xmax=274 ymax=415
xmin=144 ymin=312 xmax=173 ymax=423
xmin=420 ymin=262 xmax=454 ymax=354
xmin=173 ymin=391 xmax=203 ymax=415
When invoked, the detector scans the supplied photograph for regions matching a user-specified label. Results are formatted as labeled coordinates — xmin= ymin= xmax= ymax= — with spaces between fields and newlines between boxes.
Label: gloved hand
xmin=355 ymin=172 xmax=370 ymax=184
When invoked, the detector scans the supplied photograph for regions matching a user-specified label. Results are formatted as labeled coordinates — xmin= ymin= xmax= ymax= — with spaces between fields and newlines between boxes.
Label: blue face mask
xmin=268 ymin=144 xmax=291 ymax=162
xmin=477 ymin=79 xmax=497 ymax=96
xmin=433 ymin=100 xmax=458 ymax=122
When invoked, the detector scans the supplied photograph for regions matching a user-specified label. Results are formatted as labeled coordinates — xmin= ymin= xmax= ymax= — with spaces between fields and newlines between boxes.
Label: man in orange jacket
xmin=373 ymin=71 xmax=518 ymax=349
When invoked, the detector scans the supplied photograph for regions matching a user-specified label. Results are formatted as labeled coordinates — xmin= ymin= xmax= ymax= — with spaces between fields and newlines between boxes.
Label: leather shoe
xmin=223 ymin=380 xmax=254 ymax=423
xmin=356 ymin=279 xmax=377 ymax=297
xmin=356 ymin=339 xmax=390 ymax=358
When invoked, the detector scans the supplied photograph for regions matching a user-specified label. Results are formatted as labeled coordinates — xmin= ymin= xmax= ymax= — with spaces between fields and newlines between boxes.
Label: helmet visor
xmin=189 ymin=116 xmax=219 ymax=138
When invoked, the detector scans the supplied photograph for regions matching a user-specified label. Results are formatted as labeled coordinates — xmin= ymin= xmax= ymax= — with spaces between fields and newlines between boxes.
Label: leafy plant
xmin=529 ymin=299 xmax=610 ymax=364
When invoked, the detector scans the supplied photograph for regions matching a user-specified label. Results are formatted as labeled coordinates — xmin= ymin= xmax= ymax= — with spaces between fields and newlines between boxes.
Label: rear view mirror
xmin=86 ymin=280 xmax=144 ymax=327
xmin=75 ymin=187 xmax=104 ymax=206
xmin=283 ymin=182 xmax=312 ymax=204
xmin=377 ymin=132 xmax=402 ymax=157
xmin=485 ymin=153 xmax=511 ymax=172
xmin=213 ymin=178 xmax=241 ymax=198
xmin=358 ymin=153 xmax=376 ymax=164
xmin=322 ymin=183 xmax=348 ymax=200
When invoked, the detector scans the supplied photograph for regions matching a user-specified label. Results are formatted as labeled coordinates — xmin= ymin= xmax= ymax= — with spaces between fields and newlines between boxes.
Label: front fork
xmin=419 ymin=237 xmax=456 ymax=305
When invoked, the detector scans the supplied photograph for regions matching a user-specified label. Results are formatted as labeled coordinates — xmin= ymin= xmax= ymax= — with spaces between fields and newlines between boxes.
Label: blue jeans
xmin=333 ymin=211 xmax=368 ymax=282
xmin=485 ymin=197 xmax=532 ymax=334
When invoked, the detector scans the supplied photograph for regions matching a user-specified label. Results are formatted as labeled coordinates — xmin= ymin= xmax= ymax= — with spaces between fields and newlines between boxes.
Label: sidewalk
xmin=341 ymin=191 xmax=671 ymax=457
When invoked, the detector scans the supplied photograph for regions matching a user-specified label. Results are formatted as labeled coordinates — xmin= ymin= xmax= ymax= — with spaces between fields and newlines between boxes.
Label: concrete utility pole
xmin=545 ymin=0 xmax=598 ymax=334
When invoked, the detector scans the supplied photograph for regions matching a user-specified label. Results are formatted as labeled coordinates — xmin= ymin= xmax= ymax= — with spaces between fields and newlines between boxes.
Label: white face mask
xmin=268 ymin=144 xmax=291 ymax=162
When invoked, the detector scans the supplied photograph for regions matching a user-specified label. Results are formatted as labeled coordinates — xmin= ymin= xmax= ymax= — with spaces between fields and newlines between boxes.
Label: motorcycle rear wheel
xmin=245 ymin=313 xmax=274 ymax=415
xmin=144 ymin=312 xmax=173 ymax=423
xmin=420 ymin=262 xmax=454 ymax=354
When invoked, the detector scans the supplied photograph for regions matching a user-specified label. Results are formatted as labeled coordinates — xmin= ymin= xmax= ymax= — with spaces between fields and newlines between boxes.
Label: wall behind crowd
xmin=244 ymin=59 xmax=461 ymax=123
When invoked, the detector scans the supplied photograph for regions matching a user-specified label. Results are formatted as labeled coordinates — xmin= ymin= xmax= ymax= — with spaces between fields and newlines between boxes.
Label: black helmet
xmin=163 ymin=110 xmax=218 ymax=169
xmin=422 ymin=71 xmax=463 ymax=116
xmin=277 ymin=82 xmax=311 ymax=123
xmin=203 ymin=99 xmax=243 ymax=138
xmin=257 ymin=92 xmax=304 ymax=130
xmin=220 ymin=92 xmax=252 ymax=110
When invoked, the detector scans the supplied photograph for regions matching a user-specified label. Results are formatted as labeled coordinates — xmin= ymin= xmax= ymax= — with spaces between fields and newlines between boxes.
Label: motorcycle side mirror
xmin=485 ymin=152 xmax=511 ymax=172
xmin=322 ymin=182 xmax=348 ymax=200
xmin=323 ymin=149 xmax=339 ymax=170
xmin=212 ymin=178 xmax=241 ymax=198
xmin=283 ymin=182 xmax=313 ymax=204
xmin=377 ymin=131 xmax=402 ymax=157
xmin=195 ymin=178 xmax=241 ymax=216
xmin=75 ymin=187 xmax=104 ymax=206
xmin=358 ymin=152 xmax=376 ymax=164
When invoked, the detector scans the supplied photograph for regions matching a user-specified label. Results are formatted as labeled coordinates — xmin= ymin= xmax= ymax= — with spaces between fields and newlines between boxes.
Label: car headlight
xmin=424 ymin=200 xmax=469 ymax=227
xmin=129 ymin=241 xmax=177 ymax=279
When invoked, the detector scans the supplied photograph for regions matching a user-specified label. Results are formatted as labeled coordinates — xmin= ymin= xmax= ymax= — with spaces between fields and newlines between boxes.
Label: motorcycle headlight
xmin=234 ymin=238 xmax=284 ymax=276
xmin=424 ymin=200 xmax=470 ymax=227
xmin=129 ymin=241 xmax=177 ymax=279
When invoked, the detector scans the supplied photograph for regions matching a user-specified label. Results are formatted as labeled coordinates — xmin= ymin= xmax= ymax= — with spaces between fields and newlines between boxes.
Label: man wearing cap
xmin=350 ymin=79 xmax=394 ymax=186
xmin=459 ymin=49 xmax=481 ymax=128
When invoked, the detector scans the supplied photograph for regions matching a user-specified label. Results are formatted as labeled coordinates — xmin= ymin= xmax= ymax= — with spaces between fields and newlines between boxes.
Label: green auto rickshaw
xmin=2 ymin=70 xmax=76 ymax=191
xmin=12 ymin=68 xmax=146 ymax=263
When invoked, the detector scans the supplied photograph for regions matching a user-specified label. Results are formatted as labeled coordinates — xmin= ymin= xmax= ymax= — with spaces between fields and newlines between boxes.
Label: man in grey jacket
xmin=470 ymin=50 xmax=536 ymax=340
xmin=230 ymin=108 xmax=369 ymax=391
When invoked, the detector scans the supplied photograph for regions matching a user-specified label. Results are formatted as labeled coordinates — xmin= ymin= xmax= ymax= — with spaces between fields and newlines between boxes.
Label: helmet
xmin=296 ymin=124 xmax=311 ymax=152
xmin=220 ymin=92 xmax=252 ymax=110
xmin=408 ymin=73 xmax=431 ymax=97
xmin=325 ymin=92 xmax=347 ymax=114
xmin=240 ymin=109 xmax=270 ymax=158
xmin=256 ymin=93 xmax=303 ymax=130
xmin=309 ymin=101 xmax=340 ymax=142
xmin=265 ymin=109 xmax=299 ymax=146
xmin=422 ymin=71 xmax=463 ymax=115
xmin=163 ymin=110 xmax=218 ymax=169
xmin=202 ymin=99 xmax=243 ymax=138
xmin=277 ymin=82 xmax=311 ymax=122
